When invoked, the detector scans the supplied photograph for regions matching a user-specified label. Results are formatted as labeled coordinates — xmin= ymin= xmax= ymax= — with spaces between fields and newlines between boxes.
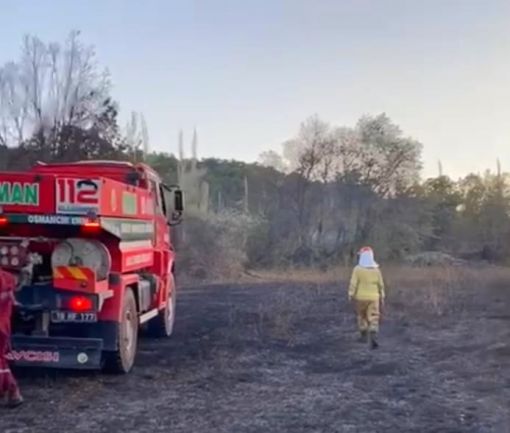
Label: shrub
xmin=177 ymin=210 xmax=261 ymax=282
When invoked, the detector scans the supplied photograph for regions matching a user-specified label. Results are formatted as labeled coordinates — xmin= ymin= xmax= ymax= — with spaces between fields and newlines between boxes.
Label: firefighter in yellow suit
xmin=348 ymin=247 xmax=385 ymax=349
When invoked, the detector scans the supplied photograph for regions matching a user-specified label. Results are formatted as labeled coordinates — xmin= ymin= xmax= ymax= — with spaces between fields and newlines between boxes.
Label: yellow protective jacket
xmin=348 ymin=266 xmax=385 ymax=301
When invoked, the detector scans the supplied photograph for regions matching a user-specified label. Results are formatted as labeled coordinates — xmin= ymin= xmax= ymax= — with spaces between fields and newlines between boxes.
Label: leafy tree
xmin=145 ymin=152 xmax=179 ymax=185
xmin=421 ymin=176 xmax=462 ymax=250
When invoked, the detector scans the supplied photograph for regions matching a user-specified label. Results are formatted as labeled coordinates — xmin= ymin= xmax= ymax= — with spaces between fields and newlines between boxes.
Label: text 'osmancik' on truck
xmin=0 ymin=160 xmax=183 ymax=374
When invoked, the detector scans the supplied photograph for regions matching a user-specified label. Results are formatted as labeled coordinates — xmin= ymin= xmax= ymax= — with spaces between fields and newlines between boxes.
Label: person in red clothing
xmin=0 ymin=269 xmax=23 ymax=408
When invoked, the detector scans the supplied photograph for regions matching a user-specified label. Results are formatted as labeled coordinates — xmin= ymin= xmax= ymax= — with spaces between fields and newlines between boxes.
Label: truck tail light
xmin=0 ymin=217 xmax=8 ymax=226
xmin=68 ymin=296 xmax=94 ymax=312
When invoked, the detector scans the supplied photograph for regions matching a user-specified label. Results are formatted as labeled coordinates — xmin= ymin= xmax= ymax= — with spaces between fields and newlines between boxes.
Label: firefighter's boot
xmin=369 ymin=331 xmax=379 ymax=349
xmin=358 ymin=330 xmax=368 ymax=343
xmin=7 ymin=389 xmax=23 ymax=408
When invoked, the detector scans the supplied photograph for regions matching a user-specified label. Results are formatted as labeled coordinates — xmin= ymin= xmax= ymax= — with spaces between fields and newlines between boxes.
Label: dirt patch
xmin=1 ymin=280 xmax=509 ymax=433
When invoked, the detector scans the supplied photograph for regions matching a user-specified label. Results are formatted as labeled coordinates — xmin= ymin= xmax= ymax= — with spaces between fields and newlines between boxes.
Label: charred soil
xmin=1 ymin=278 xmax=509 ymax=433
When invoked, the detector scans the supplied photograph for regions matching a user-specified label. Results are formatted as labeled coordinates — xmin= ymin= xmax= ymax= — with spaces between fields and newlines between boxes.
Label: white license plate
xmin=51 ymin=311 xmax=97 ymax=323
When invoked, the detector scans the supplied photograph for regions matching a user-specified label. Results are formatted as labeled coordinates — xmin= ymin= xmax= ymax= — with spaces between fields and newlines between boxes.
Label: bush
xmin=176 ymin=210 xmax=261 ymax=282
xmin=404 ymin=251 xmax=464 ymax=267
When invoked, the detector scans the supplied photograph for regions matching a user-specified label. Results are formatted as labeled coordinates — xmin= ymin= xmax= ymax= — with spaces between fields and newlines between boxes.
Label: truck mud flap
xmin=9 ymin=336 xmax=103 ymax=370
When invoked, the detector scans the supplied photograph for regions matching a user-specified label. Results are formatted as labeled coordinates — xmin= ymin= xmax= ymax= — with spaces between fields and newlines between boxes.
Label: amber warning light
xmin=83 ymin=220 xmax=101 ymax=229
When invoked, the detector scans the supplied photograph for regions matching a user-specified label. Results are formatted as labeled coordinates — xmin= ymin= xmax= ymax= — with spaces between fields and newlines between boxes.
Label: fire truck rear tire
xmin=148 ymin=283 xmax=176 ymax=338
xmin=103 ymin=288 xmax=138 ymax=374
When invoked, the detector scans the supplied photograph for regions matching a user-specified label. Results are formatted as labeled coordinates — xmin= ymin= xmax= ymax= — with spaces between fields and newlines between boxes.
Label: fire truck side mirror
xmin=162 ymin=185 xmax=184 ymax=226
xmin=174 ymin=190 xmax=184 ymax=213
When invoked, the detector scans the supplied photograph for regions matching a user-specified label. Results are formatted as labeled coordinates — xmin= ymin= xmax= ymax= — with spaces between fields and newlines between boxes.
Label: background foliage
xmin=2 ymin=32 xmax=509 ymax=279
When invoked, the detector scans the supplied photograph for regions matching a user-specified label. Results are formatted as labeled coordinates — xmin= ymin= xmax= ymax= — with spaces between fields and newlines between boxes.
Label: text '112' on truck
xmin=0 ymin=161 xmax=184 ymax=373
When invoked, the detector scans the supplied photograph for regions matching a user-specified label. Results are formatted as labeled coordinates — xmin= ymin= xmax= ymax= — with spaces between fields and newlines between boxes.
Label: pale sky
xmin=1 ymin=0 xmax=509 ymax=178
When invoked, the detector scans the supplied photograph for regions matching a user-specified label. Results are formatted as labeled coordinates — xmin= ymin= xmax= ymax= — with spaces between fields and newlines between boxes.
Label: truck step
xmin=139 ymin=308 xmax=159 ymax=324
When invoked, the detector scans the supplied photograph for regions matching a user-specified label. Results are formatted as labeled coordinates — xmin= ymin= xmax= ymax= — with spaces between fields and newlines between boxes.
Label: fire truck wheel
xmin=148 ymin=281 xmax=176 ymax=338
xmin=103 ymin=288 xmax=138 ymax=374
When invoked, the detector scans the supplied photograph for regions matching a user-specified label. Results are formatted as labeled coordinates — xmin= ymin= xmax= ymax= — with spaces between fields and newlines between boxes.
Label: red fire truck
xmin=0 ymin=160 xmax=183 ymax=373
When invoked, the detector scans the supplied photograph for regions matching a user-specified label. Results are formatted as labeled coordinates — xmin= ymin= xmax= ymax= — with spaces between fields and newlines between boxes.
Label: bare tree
xmin=354 ymin=114 xmax=422 ymax=196
xmin=125 ymin=111 xmax=141 ymax=160
xmin=259 ymin=113 xmax=423 ymax=264
xmin=280 ymin=116 xmax=333 ymax=257
xmin=0 ymin=62 xmax=29 ymax=146
xmin=140 ymin=113 xmax=150 ymax=157
xmin=0 ymin=31 xmax=111 ymax=148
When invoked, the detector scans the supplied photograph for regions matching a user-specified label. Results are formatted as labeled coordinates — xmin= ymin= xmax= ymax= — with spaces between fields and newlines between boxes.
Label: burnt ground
xmin=1 ymin=280 xmax=510 ymax=433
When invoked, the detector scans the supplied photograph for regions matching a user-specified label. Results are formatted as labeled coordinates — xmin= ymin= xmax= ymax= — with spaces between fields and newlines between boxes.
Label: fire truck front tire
xmin=148 ymin=283 xmax=176 ymax=338
xmin=103 ymin=288 xmax=138 ymax=374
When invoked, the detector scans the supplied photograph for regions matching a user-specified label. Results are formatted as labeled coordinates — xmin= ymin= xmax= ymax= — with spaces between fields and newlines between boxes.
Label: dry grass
xmin=254 ymin=264 xmax=508 ymax=284
xmin=253 ymin=263 xmax=510 ymax=290
xmin=252 ymin=264 xmax=510 ymax=316
xmin=247 ymin=267 xmax=349 ymax=285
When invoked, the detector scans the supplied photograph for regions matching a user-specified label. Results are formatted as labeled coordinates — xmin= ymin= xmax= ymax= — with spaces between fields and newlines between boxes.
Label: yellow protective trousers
xmin=354 ymin=300 xmax=380 ymax=333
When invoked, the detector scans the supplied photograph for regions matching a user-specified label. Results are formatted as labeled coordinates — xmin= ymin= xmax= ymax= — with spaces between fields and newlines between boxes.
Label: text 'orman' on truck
xmin=0 ymin=160 xmax=184 ymax=374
